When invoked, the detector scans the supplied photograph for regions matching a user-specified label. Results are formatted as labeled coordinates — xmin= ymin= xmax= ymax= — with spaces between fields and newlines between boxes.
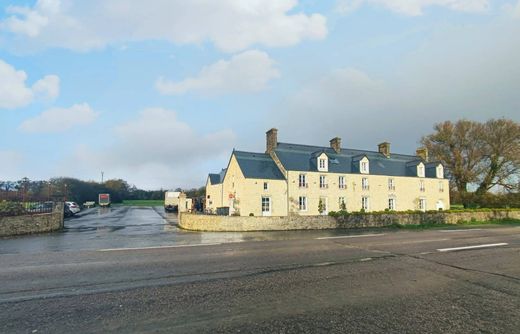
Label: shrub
xmin=0 ymin=201 xmax=26 ymax=217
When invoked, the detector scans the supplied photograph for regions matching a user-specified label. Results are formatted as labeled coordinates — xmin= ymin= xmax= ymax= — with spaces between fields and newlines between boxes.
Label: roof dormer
xmin=436 ymin=164 xmax=444 ymax=179
xmin=317 ymin=152 xmax=328 ymax=172
xmin=417 ymin=162 xmax=425 ymax=178
xmin=360 ymin=156 xmax=370 ymax=174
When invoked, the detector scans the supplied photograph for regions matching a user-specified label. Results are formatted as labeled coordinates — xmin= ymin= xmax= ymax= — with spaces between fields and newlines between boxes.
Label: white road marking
xmin=437 ymin=243 xmax=508 ymax=252
xmin=98 ymin=243 xmax=221 ymax=252
xmin=360 ymin=258 xmax=372 ymax=262
xmin=316 ymin=234 xmax=385 ymax=240
xmin=377 ymin=238 xmax=449 ymax=246
xmin=438 ymin=229 xmax=483 ymax=232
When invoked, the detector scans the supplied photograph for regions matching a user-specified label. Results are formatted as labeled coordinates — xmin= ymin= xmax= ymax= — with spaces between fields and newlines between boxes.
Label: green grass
xmin=118 ymin=200 xmax=164 ymax=206
xmin=392 ymin=219 xmax=520 ymax=230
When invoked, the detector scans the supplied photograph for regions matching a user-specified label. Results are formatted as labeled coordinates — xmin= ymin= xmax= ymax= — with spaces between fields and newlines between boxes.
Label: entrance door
xmin=262 ymin=197 xmax=271 ymax=216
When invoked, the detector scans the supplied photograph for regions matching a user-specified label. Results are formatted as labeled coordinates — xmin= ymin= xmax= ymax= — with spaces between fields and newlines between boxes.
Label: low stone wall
xmin=179 ymin=210 xmax=520 ymax=232
xmin=0 ymin=203 xmax=64 ymax=237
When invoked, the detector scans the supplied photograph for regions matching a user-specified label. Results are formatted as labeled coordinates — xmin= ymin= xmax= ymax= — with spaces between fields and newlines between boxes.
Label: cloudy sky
xmin=1 ymin=0 xmax=519 ymax=189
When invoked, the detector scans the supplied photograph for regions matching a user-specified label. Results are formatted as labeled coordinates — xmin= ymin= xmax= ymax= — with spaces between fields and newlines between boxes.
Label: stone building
xmin=205 ymin=129 xmax=449 ymax=216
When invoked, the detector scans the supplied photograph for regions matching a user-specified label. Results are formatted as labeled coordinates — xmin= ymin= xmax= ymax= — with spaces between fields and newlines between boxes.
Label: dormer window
xmin=436 ymin=165 xmax=444 ymax=179
xmin=417 ymin=163 xmax=425 ymax=178
xmin=317 ymin=153 xmax=328 ymax=172
xmin=360 ymin=157 xmax=369 ymax=174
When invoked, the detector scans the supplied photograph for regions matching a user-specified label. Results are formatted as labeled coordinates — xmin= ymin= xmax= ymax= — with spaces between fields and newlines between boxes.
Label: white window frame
xmin=362 ymin=177 xmax=369 ymax=190
xmin=338 ymin=197 xmax=346 ymax=210
xmin=417 ymin=163 xmax=425 ymax=178
xmin=339 ymin=176 xmax=346 ymax=189
xmin=317 ymin=155 xmax=328 ymax=172
xmin=388 ymin=198 xmax=396 ymax=211
xmin=419 ymin=198 xmax=426 ymax=212
xmin=320 ymin=175 xmax=328 ymax=189
xmin=388 ymin=178 xmax=395 ymax=191
xmin=299 ymin=196 xmax=307 ymax=212
xmin=263 ymin=182 xmax=269 ymax=191
xmin=362 ymin=196 xmax=370 ymax=211
xmin=261 ymin=196 xmax=271 ymax=216
xmin=439 ymin=181 xmax=444 ymax=192
xmin=319 ymin=197 xmax=328 ymax=215
xmin=420 ymin=180 xmax=425 ymax=192
xmin=299 ymin=174 xmax=307 ymax=188
xmin=437 ymin=165 xmax=444 ymax=179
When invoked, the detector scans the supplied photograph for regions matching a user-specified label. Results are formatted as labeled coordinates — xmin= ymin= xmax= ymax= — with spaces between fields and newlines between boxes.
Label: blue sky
xmin=1 ymin=0 xmax=519 ymax=189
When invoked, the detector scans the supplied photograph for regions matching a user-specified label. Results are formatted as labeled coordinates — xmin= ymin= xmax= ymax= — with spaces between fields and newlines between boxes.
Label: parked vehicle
xmin=98 ymin=193 xmax=111 ymax=207
xmin=65 ymin=201 xmax=81 ymax=214
xmin=64 ymin=204 xmax=74 ymax=218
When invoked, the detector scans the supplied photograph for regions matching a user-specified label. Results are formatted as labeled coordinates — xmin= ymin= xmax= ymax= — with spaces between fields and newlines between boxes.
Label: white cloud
xmin=0 ymin=59 xmax=34 ymax=109
xmin=514 ymin=0 xmax=520 ymax=18
xmin=65 ymin=108 xmax=236 ymax=189
xmin=32 ymin=74 xmax=60 ymax=100
xmin=1 ymin=0 xmax=327 ymax=53
xmin=19 ymin=103 xmax=98 ymax=133
xmin=337 ymin=0 xmax=489 ymax=16
xmin=274 ymin=18 xmax=520 ymax=153
xmin=156 ymin=50 xmax=280 ymax=96
xmin=0 ymin=59 xmax=60 ymax=109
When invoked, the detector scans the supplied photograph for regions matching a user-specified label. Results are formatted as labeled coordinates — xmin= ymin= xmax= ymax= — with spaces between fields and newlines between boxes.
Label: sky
xmin=0 ymin=0 xmax=519 ymax=190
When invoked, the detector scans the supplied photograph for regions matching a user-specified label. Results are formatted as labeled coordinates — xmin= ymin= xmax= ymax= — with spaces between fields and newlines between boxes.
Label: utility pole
xmin=101 ymin=171 xmax=104 ymax=184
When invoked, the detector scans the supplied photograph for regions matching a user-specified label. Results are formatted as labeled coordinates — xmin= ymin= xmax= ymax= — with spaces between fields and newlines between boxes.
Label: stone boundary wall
xmin=0 ymin=203 xmax=64 ymax=237
xmin=179 ymin=210 xmax=520 ymax=232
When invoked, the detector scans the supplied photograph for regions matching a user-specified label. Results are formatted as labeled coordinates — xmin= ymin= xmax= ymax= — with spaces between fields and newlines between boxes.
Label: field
xmin=119 ymin=200 xmax=164 ymax=206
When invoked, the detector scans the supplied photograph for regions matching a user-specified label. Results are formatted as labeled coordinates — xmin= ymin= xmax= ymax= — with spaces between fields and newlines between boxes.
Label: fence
xmin=0 ymin=190 xmax=61 ymax=217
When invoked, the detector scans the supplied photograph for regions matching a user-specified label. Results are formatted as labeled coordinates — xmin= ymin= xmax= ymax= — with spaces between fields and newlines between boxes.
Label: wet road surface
xmin=1 ymin=206 xmax=384 ymax=254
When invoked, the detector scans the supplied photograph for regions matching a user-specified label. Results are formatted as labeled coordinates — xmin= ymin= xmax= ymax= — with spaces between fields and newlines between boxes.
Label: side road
xmin=0 ymin=226 xmax=519 ymax=333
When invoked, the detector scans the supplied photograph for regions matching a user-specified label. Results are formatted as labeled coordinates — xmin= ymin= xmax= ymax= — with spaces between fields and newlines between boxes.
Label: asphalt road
xmin=0 ymin=207 xmax=519 ymax=333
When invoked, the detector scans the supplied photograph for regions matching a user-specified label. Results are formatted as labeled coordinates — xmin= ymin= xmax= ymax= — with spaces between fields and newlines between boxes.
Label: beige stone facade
xmin=206 ymin=129 xmax=450 ymax=217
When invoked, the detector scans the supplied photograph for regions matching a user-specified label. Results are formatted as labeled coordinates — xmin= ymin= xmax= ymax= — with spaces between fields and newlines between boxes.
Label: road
xmin=0 ymin=207 xmax=519 ymax=333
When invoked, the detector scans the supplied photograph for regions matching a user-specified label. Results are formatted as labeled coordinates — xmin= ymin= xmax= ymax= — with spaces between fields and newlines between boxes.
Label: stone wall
xmin=179 ymin=210 xmax=520 ymax=232
xmin=0 ymin=203 xmax=64 ymax=237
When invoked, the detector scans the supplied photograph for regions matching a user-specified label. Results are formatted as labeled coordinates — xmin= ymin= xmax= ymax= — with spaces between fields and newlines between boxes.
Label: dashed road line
xmin=437 ymin=243 xmax=508 ymax=252
xmin=98 ymin=243 xmax=221 ymax=252
xmin=438 ymin=229 xmax=483 ymax=232
xmin=316 ymin=234 xmax=385 ymax=240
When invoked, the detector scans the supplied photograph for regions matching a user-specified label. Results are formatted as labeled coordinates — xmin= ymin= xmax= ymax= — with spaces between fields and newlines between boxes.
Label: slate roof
xmin=233 ymin=151 xmax=285 ymax=180
xmin=274 ymin=142 xmax=439 ymax=178
xmin=208 ymin=168 xmax=227 ymax=185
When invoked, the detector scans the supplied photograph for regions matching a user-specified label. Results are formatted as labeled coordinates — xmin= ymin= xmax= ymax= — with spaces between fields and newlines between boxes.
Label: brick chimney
xmin=416 ymin=147 xmax=429 ymax=162
xmin=266 ymin=128 xmax=278 ymax=154
xmin=378 ymin=142 xmax=391 ymax=158
xmin=330 ymin=137 xmax=341 ymax=154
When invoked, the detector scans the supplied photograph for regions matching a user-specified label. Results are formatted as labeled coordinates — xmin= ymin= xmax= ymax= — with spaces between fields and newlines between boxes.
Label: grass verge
xmin=392 ymin=219 xmax=520 ymax=230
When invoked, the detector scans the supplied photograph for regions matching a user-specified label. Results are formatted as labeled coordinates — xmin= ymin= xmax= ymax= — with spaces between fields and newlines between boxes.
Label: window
xmin=361 ymin=160 xmax=369 ymax=174
xmin=339 ymin=197 xmax=346 ymax=210
xmin=320 ymin=175 xmax=328 ymax=189
xmin=299 ymin=174 xmax=307 ymax=188
xmin=420 ymin=180 xmax=425 ymax=192
xmin=388 ymin=178 xmax=395 ymax=191
xmin=261 ymin=197 xmax=271 ymax=214
xmin=362 ymin=196 xmax=370 ymax=211
xmin=339 ymin=176 xmax=346 ymax=189
xmin=439 ymin=181 xmax=444 ymax=192
xmin=417 ymin=164 xmax=425 ymax=178
xmin=319 ymin=197 xmax=328 ymax=215
xmin=319 ymin=158 xmax=326 ymax=169
xmin=437 ymin=165 xmax=444 ymax=179
xmin=263 ymin=182 xmax=269 ymax=191
xmin=419 ymin=198 xmax=426 ymax=211
xmin=388 ymin=198 xmax=396 ymax=210
xmin=299 ymin=196 xmax=307 ymax=211
xmin=362 ymin=177 xmax=369 ymax=190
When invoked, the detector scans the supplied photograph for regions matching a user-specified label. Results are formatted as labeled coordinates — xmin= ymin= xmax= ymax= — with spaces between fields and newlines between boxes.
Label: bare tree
xmin=422 ymin=119 xmax=520 ymax=195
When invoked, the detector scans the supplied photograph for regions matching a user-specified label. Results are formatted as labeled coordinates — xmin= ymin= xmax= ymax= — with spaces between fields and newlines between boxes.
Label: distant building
xmin=205 ymin=129 xmax=449 ymax=216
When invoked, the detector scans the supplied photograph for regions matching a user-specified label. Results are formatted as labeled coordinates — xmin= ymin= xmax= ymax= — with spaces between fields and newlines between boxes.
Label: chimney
xmin=266 ymin=128 xmax=278 ymax=154
xmin=330 ymin=137 xmax=341 ymax=154
xmin=416 ymin=147 xmax=429 ymax=162
xmin=378 ymin=142 xmax=391 ymax=158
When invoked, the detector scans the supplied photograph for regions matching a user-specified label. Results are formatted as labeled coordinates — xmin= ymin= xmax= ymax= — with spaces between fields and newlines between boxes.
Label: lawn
xmin=119 ymin=200 xmax=164 ymax=206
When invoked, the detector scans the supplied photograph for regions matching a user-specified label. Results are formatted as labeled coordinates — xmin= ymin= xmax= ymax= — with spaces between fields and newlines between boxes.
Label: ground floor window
xmin=388 ymin=198 xmax=396 ymax=211
xmin=319 ymin=197 xmax=328 ymax=215
xmin=299 ymin=196 xmax=307 ymax=211
xmin=419 ymin=198 xmax=426 ymax=211
xmin=262 ymin=197 xmax=271 ymax=214
xmin=362 ymin=196 xmax=369 ymax=211
xmin=339 ymin=197 xmax=346 ymax=211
